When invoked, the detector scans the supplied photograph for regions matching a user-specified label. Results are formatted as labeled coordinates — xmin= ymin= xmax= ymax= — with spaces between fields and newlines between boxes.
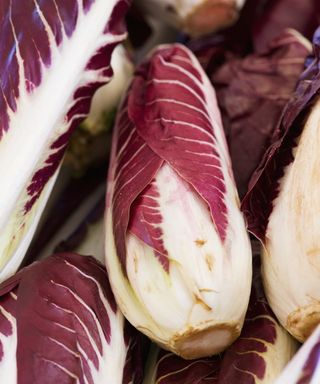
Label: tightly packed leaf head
xmin=105 ymin=43 xmax=252 ymax=359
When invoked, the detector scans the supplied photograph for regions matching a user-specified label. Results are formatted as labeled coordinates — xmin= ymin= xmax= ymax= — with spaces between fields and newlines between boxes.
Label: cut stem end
xmin=287 ymin=303 xmax=320 ymax=342
xmin=172 ymin=322 xmax=240 ymax=359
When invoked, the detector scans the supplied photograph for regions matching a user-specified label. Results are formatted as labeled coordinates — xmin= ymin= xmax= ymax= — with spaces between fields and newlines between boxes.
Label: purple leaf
xmin=218 ymin=254 xmax=297 ymax=383
xmin=242 ymin=27 xmax=320 ymax=241
xmin=213 ymin=29 xmax=310 ymax=198
xmin=242 ymin=29 xmax=320 ymax=342
xmin=275 ymin=325 xmax=320 ymax=383
xmin=111 ymin=44 xmax=231 ymax=272
xmin=24 ymin=165 xmax=107 ymax=267
xmin=106 ymin=43 xmax=252 ymax=359
xmin=0 ymin=0 xmax=129 ymax=281
xmin=0 ymin=253 xmax=137 ymax=383
xmin=143 ymin=346 xmax=221 ymax=383
xmin=253 ymin=0 xmax=320 ymax=54
xmin=241 ymin=27 xmax=320 ymax=343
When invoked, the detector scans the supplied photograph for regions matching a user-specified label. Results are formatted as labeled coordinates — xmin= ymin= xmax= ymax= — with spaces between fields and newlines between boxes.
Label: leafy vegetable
xmin=82 ymin=44 xmax=134 ymax=136
xmin=218 ymin=253 xmax=298 ymax=383
xmin=275 ymin=325 xmax=320 ymax=384
xmin=64 ymin=44 xmax=133 ymax=175
xmin=135 ymin=0 xmax=247 ymax=38
xmin=213 ymin=29 xmax=311 ymax=197
xmin=105 ymin=43 xmax=252 ymax=359
xmin=189 ymin=0 xmax=318 ymax=71
xmin=142 ymin=252 xmax=297 ymax=383
xmin=253 ymin=0 xmax=320 ymax=53
xmin=0 ymin=0 xmax=129 ymax=282
xmin=242 ymin=27 xmax=320 ymax=342
xmin=56 ymin=196 xmax=105 ymax=265
xmin=123 ymin=323 xmax=150 ymax=384
xmin=0 ymin=253 xmax=140 ymax=383
xmin=24 ymin=164 xmax=106 ymax=267
xmin=143 ymin=344 xmax=221 ymax=383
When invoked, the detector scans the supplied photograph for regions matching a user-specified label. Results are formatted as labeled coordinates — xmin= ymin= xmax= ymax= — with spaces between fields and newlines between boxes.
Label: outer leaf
xmin=242 ymin=26 xmax=320 ymax=241
xmin=106 ymin=44 xmax=252 ymax=358
xmin=189 ymin=0 xmax=317 ymax=73
xmin=0 ymin=0 xmax=129 ymax=282
xmin=143 ymin=344 xmax=221 ymax=384
xmin=0 ymin=285 xmax=18 ymax=384
xmin=213 ymin=29 xmax=311 ymax=197
xmin=275 ymin=325 xmax=320 ymax=384
xmin=56 ymin=194 xmax=148 ymax=384
xmin=142 ymin=252 xmax=297 ymax=384
xmin=56 ymin=196 xmax=106 ymax=265
xmin=0 ymin=253 xmax=133 ymax=384
xmin=123 ymin=323 xmax=149 ymax=384
xmin=24 ymin=164 xmax=107 ymax=266
xmin=242 ymin=28 xmax=320 ymax=342
xmin=112 ymin=44 xmax=233 ymax=269
xmin=83 ymin=44 xmax=134 ymax=135
xmin=253 ymin=0 xmax=320 ymax=53
xmin=218 ymin=254 xmax=298 ymax=383
xmin=64 ymin=44 xmax=133 ymax=175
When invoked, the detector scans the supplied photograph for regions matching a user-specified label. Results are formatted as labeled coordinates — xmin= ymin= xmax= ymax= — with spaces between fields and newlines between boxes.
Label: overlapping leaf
xmin=213 ymin=29 xmax=310 ymax=197
xmin=0 ymin=253 xmax=137 ymax=384
xmin=242 ymin=27 xmax=320 ymax=240
xmin=0 ymin=0 xmax=129 ymax=281
xmin=110 ymin=44 xmax=230 ymax=272
xmin=275 ymin=325 xmax=320 ymax=383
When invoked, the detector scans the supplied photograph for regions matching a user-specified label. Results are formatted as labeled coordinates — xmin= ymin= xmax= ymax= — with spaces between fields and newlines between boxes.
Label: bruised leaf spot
xmin=199 ymin=288 xmax=215 ymax=293
xmin=195 ymin=239 xmax=206 ymax=247
xmin=307 ymin=248 xmax=320 ymax=257
xmin=133 ymin=254 xmax=138 ymax=274
xmin=194 ymin=294 xmax=212 ymax=311
xmin=205 ymin=254 xmax=214 ymax=271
